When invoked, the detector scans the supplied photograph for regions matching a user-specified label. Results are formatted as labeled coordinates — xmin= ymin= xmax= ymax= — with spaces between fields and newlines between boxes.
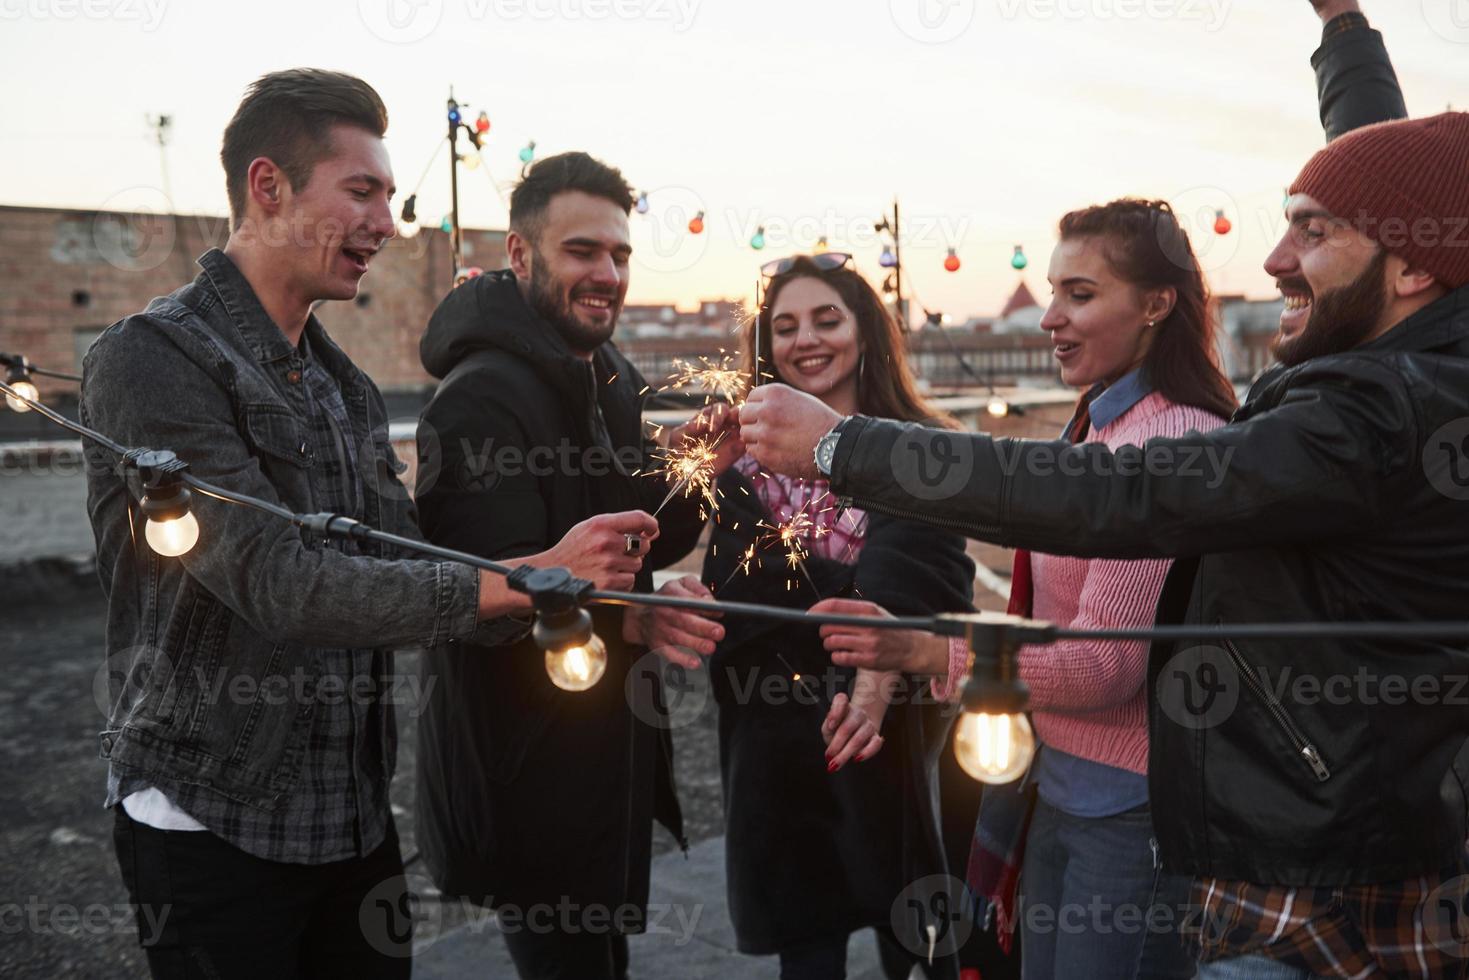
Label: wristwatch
xmin=813 ymin=417 xmax=850 ymax=479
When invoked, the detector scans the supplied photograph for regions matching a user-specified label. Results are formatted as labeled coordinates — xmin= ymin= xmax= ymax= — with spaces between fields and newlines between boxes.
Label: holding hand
xmin=739 ymin=385 xmax=841 ymax=481
xmin=669 ymin=402 xmax=745 ymax=477
xmin=623 ymin=575 xmax=724 ymax=669
xmin=540 ymin=510 xmax=660 ymax=592
xmin=811 ymin=598 xmax=950 ymax=676
xmin=1309 ymin=0 xmax=1360 ymax=22
xmin=821 ymin=671 xmax=892 ymax=770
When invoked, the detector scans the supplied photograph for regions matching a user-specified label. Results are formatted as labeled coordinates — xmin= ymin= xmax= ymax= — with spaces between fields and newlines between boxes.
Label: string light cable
xmin=4 ymin=371 xmax=1467 ymax=784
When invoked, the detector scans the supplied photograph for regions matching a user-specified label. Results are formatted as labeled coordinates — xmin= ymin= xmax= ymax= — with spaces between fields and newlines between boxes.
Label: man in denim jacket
xmin=82 ymin=69 xmax=651 ymax=979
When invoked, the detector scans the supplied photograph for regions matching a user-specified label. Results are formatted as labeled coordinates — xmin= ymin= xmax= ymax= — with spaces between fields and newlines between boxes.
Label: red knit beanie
xmin=1290 ymin=112 xmax=1469 ymax=290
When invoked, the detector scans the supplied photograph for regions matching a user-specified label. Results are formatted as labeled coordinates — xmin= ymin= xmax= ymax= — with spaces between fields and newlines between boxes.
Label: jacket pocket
xmin=243 ymin=404 xmax=314 ymax=468
xmin=155 ymin=591 xmax=228 ymax=726
xmin=1218 ymin=622 xmax=1331 ymax=783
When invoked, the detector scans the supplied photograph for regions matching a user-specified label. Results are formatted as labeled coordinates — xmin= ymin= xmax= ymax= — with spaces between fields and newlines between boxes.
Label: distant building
xmin=991 ymin=281 xmax=1045 ymax=334
xmin=1217 ymin=294 xmax=1285 ymax=382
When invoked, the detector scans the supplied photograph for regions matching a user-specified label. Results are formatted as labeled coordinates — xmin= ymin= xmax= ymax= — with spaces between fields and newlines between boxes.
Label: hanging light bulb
xmin=816 ymin=235 xmax=829 ymax=251
xmin=879 ymin=244 xmax=896 ymax=268
xmin=1011 ymin=245 xmax=1028 ymax=271
xmin=135 ymin=451 xmax=201 ymax=558
xmin=688 ymin=211 xmax=705 ymax=235
xmin=635 ymin=190 xmax=650 ymax=214
xmin=1213 ymin=210 xmax=1232 ymax=235
xmin=750 ymin=226 xmax=766 ymax=250
xmin=517 ymin=567 xmax=608 ymax=692
xmin=440 ymin=215 xmax=453 ymax=234
xmin=954 ymin=710 xmax=1035 ymax=784
xmin=475 ymin=110 xmax=490 ymax=134
xmin=944 ymin=247 xmax=961 ymax=273
xmin=397 ymin=221 xmax=421 ymax=240
xmin=986 ymin=396 xmax=1011 ymax=419
xmin=447 ymin=104 xmax=461 ymax=125
xmin=460 ymin=152 xmax=481 ymax=170
xmin=519 ymin=140 xmax=537 ymax=164
xmin=4 ymin=361 xmax=39 ymax=412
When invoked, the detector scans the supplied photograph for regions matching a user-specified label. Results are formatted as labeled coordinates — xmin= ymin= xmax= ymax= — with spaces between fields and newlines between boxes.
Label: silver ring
xmin=623 ymin=534 xmax=644 ymax=557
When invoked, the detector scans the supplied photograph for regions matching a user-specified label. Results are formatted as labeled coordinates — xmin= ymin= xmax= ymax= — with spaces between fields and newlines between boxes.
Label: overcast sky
xmin=3 ymin=0 xmax=1465 ymax=317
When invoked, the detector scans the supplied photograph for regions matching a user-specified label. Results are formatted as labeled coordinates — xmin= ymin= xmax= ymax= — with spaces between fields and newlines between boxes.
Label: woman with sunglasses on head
xmin=809 ymin=200 xmax=1236 ymax=979
xmin=700 ymin=253 xmax=977 ymax=980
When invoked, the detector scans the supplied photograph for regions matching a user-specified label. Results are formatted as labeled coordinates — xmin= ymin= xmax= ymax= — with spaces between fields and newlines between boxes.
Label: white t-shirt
xmin=121 ymin=788 xmax=208 ymax=831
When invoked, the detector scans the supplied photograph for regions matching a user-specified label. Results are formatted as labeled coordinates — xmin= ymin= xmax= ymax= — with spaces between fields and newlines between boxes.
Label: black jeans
xmin=111 ymin=806 xmax=411 ymax=980
xmin=501 ymin=926 xmax=630 ymax=980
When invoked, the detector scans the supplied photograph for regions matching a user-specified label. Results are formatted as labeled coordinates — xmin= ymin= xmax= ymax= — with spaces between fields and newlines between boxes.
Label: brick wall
xmin=0 ymin=205 xmax=506 ymax=398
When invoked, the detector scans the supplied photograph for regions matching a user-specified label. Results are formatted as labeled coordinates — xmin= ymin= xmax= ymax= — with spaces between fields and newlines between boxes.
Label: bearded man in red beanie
xmin=741 ymin=107 xmax=1469 ymax=979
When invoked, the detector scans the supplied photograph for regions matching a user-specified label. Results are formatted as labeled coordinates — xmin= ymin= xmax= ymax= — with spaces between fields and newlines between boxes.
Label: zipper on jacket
xmin=1216 ymin=622 xmax=1331 ymax=783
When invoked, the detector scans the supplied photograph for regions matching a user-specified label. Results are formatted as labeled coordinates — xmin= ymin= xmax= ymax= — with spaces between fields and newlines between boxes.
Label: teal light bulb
xmin=1011 ymin=245 xmax=1028 ymax=271
xmin=440 ymin=215 xmax=453 ymax=233
xmin=519 ymin=141 xmax=536 ymax=164
xmin=751 ymin=227 xmax=766 ymax=250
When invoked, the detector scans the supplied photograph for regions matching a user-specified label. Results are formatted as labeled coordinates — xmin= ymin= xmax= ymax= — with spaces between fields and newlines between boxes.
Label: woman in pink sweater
xmin=817 ymin=199 xmax=1237 ymax=979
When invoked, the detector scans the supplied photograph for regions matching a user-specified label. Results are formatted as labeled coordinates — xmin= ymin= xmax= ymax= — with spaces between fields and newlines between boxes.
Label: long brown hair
xmin=745 ymin=257 xmax=956 ymax=428
xmin=1058 ymin=199 xmax=1237 ymax=420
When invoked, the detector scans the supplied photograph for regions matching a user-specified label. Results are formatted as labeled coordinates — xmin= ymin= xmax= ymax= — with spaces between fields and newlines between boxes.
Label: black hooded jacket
xmin=411 ymin=270 xmax=704 ymax=921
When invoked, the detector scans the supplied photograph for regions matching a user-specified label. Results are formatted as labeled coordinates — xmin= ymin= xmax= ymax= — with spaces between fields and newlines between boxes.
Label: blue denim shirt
xmin=84 ymin=249 xmax=486 ymax=863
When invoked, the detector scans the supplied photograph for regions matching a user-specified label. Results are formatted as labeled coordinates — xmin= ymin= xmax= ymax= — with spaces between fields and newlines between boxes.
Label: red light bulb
xmin=1214 ymin=210 xmax=1232 ymax=235
xmin=688 ymin=211 xmax=705 ymax=235
xmin=944 ymin=248 xmax=960 ymax=273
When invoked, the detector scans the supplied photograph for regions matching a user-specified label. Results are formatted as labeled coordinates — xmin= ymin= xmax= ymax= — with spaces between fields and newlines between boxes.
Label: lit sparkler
xmin=648 ymin=431 xmax=727 ymax=519
xmin=663 ymin=351 xmax=749 ymax=406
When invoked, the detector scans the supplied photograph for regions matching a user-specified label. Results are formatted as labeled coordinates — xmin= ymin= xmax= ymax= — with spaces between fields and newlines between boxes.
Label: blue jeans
xmin=1019 ymin=800 xmax=1196 ymax=980
xmin=1196 ymin=954 xmax=1317 ymax=979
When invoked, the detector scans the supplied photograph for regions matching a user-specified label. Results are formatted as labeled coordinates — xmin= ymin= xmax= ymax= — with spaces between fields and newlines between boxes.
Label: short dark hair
xmin=221 ymin=68 xmax=389 ymax=228
xmin=509 ymin=152 xmax=634 ymax=245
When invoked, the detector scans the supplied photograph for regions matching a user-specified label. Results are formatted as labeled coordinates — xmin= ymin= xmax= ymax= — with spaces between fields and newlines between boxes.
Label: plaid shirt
xmin=733 ymin=454 xmax=868 ymax=564
xmin=1193 ymin=864 xmax=1469 ymax=979
xmin=111 ymin=334 xmax=394 ymax=864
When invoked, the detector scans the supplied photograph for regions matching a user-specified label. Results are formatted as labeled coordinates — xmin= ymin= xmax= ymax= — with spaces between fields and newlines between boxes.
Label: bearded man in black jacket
xmin=412 ymin=152 xmax=739 ymax=980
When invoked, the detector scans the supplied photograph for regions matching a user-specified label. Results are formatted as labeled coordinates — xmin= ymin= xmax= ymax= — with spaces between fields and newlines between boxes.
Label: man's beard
xmin=527 ymin=256 xmax=619 ymax=354
xmin=1272 ymin=248 xmax=1389 ymax=368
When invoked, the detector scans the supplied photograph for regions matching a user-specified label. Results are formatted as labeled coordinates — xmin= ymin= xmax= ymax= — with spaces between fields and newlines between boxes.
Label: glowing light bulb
xmin=397 ymin=221 xmax=421 ymax=240
xmin=816 ymin=236 xmax=829 ymax=251
xmin=460 ymin=152 xmax=481 ymax=170
xmin=688 ymin=211 xmax=705 ymax=235
xmin=944 ymin=248 xmax=961 ymax=273
xmin=986 ymin=396 xmax=1011 ymax=419
xmin=144 ymin=511 xmax=200 ymax=558
xmin=519 ymin=140 xmax=536 ymax=164
xmin=1213 ymin=210 xmax=1232 ymax=235
xmin=635 ymin=191 xmax=650 ymax=214
xmin=750 ymin=226 xmax=765 ymax=250
xmin=1011 ymin=245 xmax=1028 ymax=271
xmin=5 ymin=379 xmax=39 ymax=413
xmin=545 ymin=633 xmax=608 ymax=692
xmin=954 ymin=710 xmax=1035 ymax=784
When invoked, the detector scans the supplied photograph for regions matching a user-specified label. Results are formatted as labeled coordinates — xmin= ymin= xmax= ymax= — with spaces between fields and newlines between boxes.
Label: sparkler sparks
xmin=662 ymin=351 xmax=749 ymax=406
xmin=648 ymin=431 xmax=727 ymax=519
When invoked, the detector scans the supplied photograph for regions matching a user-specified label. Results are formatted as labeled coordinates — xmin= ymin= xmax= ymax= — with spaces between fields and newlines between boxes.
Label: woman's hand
xmin=811 ymin=598 xmax=950 ymax=676
xmin=820 ymin=671 xmax=894 ymax=771
xmin=622 ymin=575 xmax=724 ymax=669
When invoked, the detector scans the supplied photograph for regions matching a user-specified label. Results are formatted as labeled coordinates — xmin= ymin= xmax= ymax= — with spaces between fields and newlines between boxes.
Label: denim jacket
xmin=82 ymin=249 xmax=483 ymax=857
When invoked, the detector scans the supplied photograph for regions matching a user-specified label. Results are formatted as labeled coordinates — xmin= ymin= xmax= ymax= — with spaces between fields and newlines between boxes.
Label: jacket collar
xmin=196 ymin=247 xmax=316 ymax=366
xmin=1357 ymin=283 xmax=1469 ymax=356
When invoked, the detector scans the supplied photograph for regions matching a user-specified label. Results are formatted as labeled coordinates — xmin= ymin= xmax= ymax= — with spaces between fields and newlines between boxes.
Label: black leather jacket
xmin=828 ymin=287 xmax=1469 ymax=884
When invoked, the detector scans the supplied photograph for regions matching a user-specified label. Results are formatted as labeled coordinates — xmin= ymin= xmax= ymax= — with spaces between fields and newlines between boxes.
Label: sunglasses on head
xmin=759 ymin=252 xmax=854 ymax=279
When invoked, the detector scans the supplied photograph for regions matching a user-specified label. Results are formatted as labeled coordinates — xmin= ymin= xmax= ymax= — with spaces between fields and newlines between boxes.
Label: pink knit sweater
xmin=1020 ymin=391 xmax=1226 ymax=775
